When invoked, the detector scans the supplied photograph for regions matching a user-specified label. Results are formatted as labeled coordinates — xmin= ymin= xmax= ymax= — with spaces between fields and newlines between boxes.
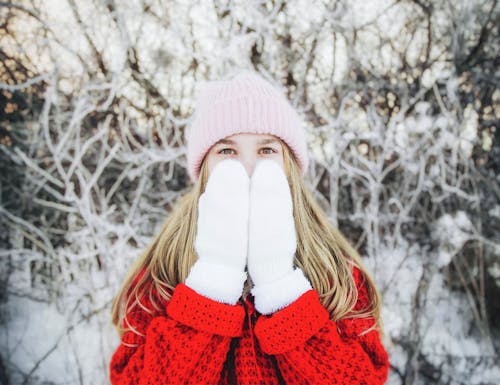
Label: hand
xmin=185 ymin=159 xmax=250 ymax=304
xmin=247 ymin=159 xmax=311 ymax=314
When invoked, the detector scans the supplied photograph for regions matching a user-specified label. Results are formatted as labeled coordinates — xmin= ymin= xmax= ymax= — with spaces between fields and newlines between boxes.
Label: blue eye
xmin=260 ymin=147 xmax=277 ymax=154
xmin=216 ymin=147 xmax=277 ymax=155
xmin=218 ymin=148 xmax=235 ymax=155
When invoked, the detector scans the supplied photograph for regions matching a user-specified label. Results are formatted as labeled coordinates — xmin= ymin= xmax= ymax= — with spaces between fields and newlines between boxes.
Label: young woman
xmin=109 ymin=70 xmax=390 ymax=385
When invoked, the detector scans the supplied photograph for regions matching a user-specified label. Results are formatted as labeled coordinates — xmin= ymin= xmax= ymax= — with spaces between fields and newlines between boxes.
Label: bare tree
xmin=0 ymin=0 xmax=498 ymax=384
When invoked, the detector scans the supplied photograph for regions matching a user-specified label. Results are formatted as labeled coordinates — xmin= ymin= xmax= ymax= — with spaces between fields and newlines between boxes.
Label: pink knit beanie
xmin=186 ymin=70 xmax=309 ymax=182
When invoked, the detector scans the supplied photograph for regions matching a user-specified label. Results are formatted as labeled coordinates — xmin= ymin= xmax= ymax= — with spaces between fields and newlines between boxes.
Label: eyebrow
xmin=215 ymin=138 xmax=280 ymax=145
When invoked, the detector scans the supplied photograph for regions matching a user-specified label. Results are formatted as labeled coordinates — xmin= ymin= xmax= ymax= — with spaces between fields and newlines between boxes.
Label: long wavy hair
xmin=111 ymin=139 xmax=383 ymax=338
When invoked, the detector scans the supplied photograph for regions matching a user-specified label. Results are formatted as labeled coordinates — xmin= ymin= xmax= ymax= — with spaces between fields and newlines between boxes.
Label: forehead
xmin=215 ymin=133 xmax=280 ymax=145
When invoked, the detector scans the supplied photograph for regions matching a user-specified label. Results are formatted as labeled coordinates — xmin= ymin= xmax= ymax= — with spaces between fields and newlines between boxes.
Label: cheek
xmin=206 ymin=152 xmax=226 ymax=176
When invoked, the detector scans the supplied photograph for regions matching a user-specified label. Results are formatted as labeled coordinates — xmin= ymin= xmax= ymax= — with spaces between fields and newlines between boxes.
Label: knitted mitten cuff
xmin=168 ymin=283 xmax=246 ymax=337
xmin=254 ymin=289 xmax=329 ymax=354
xmin=251 ymin=268 xmax=312 ymax=314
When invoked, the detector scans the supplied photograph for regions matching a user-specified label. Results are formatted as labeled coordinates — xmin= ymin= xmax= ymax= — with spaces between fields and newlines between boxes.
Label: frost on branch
xmin=0 ymin=0 xmax=498 ymax=384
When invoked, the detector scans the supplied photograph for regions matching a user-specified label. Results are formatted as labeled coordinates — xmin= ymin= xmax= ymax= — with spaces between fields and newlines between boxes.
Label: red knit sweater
xmin=109 ymin=267 xmax=390 ymax=385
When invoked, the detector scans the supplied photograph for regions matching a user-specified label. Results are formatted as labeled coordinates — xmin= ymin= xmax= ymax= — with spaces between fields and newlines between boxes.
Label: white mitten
xmin=248 ymin=159 xmax=312 ymax=314
xmin=185 ymin=159 xmax=250 ymax=304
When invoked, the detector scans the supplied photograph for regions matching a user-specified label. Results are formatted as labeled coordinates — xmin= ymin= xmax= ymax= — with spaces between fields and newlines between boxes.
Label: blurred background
xmin=0 ymin=0 xmax=499 ymax=384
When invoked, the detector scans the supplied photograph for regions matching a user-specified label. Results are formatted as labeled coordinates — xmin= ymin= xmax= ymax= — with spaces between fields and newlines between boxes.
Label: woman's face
xmin=205 ymin=133 xmax=284 ymax=177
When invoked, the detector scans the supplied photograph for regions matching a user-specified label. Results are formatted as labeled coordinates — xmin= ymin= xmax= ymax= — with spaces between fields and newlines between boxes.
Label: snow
xmin=434 ymin=212 xmax=474 ymax=267
xmin=1 ymin=0 xmax=498 ymax=384
xmin=2 ymin=295 xmax=118 ymax=384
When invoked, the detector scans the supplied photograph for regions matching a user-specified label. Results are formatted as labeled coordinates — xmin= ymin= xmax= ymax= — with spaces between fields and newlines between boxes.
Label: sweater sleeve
xmin=253 ymin=267 xmax=390 ymax=385
xmin=109 ymin=283 xmax=245 ymax=385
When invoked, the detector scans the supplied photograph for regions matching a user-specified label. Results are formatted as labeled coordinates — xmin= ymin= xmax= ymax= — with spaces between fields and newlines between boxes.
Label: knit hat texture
xmin=186 ymin=70 xmax=309 ymax=181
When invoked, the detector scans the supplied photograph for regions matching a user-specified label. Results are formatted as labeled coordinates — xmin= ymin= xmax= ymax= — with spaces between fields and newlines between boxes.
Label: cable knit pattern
xmin=109 ymin=267 xmax=390 ymax=385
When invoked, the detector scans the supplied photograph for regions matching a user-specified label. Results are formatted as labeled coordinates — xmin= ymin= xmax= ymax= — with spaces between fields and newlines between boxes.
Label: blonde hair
xmin=111 ymin=140 xmax=383 ymax=338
